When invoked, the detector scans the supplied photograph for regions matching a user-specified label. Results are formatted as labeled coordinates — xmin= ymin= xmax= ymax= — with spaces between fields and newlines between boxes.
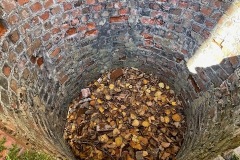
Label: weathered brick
xmin=40 ymin=11 xmax=50 ymax=21
xmin=110 ymin=16 xmax=128 ymax=23
xmin=10 ymin=79 xmax=18 ymax=93
xmin=1 ymin=0 xmax=17 ymax=13
xmin=17 ymin=0 xmax=29 ymax=6
xmin=119 ymin=8 xmax=129 ymax=15
xmin=86 ymin=0 xmax=95 ymax=5
xmin=44 ymin=0 xmax=53 ymax=8
xmin=194 ymin=14 xmax=205 ymax=24
xmin=8 ymin=30 xmax=19 ymax=44
xmin=22 ymin=68 xmax=30 ymax=80
xmin=50 ymin=6 xmax=61 ymax=15
xmin=85 ymin=29 xmax=98 ymax=37
xmin=37 ymin=57 xmax=44 ymax=67
xmin=2 ymin=64 xmax=11 ymax=77
xmin=66 ymin=28 xmax=77 ymax=36
xmin=1 ymin=90 xmax=9 ymax=105
xmin=87 ymin=22 xmax=96 ymax=30
xmin=92 ymin=5 xmax=102 ymax=11
xmin=51 ymin=48 xmax=61 ymax=57
xmin=63 ymin=3 xmax=72 ymax=11
xmin=8 ymin=14 xmax=19 ymax=25
xmin=0 ymin=22 xmax=7 ymax=37
xmin=30 ymin=2 xmax=43 ymax=12
xmin=0 ymin=76 xmax=8 ymax=90
xmin=170 ymin=8 xmax=182 ymax=15
xmin=200 ymin=6 xmax=212 ymax=16
xmin=15 ymin=42 xmax=24 ymax=53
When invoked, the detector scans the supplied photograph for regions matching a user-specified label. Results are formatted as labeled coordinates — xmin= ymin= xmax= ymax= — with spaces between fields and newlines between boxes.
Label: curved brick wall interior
xmin=0 ymin=0 xmax=240 ymax=159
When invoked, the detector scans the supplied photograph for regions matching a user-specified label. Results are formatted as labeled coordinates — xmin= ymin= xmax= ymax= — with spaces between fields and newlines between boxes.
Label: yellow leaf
xmin=164 ymin=116 xmax=170 ymax=123
xmin=154 ymin=91 xmax=162 ymax=98
xmin=158 ymin=82 xmax=165 ymax=88
xmin=109 ymin=84 xmax=115 ymax=90
xmin=115 ymin=136 xmax=123 ymax=147
xmin=130 ymin=113 xmax=137 ymax=119
xmin=172 ymin=101 xmax=177 ymax=106
xmin=97 ymin=99 xmax=103 ymax=104
xmin=172 ymin=114 xmax=182 ymax=122
xmin=132 ymin=119 xmax=140 ymax=127
xmin=132 ymin=135 xmax=139 ymax=143
xmin=105 ymin=95 xmax=111 ymax=100
xmin=165 ymin=109 xmax=171 ymax=115
xmin=142 ymin=151 xmax=148 ymax=157
xmin=150 ymin=86 xmax=156 ymax=91
xmin=99 ymin=106 xmax=104 ymax=113
xmin=98 ymin=134 xmax=109 ymax=143
xmin=113 ymin=128 xmax=120 ymax=136
xmin=122 ymin=112 xmax=126 ymax=117
xmin=166 ymin=85 xmax=170 ymax=89
xmin=142 ymin=121 xmax=150 ymax=127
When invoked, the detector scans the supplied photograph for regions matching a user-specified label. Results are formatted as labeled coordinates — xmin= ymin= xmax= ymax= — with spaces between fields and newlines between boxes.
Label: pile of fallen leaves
xmin=64 ymin=68 xmax=186 ymax=160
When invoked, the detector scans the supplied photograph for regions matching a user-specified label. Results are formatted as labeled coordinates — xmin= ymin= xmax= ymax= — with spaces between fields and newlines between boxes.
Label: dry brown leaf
xmin=165 ymin=109 xmax=171 ymax=115
xmin=171 ymin=101 xmax=177 ymax=106
xmin=130 ymin=113 xmax=137 ymax=119
xmin=132 ymin=119 xmax=140 ymax=127
xmin=172 ymin=114 xmax=182 ymax=122
xmin=161 ymin=142 xmax=170 ymax=148
xmin=130 ymin=141 xmax=142 ymax=150
xmin=105 ymin=95 xmax=112 ymax=100
xmin=161 ymin=152 xmax=170 ymax=160
xmin=113 ymin=128 xmax=120 ymax=136
xmin=98 ymin=134 xmax=109 ymax=143
xmin=143 ymin=79 xmax=149 ymax=84
xmin=99 ymin=106 xmax=104 ymax=113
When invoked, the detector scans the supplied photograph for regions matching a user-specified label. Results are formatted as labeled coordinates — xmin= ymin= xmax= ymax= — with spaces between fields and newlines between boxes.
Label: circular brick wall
xmin=0 ymin=0 xmax=240 ymax=159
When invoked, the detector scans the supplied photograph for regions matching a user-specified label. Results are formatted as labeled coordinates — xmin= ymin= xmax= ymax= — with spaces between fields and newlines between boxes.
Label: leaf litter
xmin=64 ymin=68 xmax=186 ymax=160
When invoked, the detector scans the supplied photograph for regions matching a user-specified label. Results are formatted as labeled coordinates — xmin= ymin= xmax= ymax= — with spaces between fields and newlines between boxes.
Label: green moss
xmin=0 ymin=137 xmax=55 ymax=160
xmin=231 ymin=154 xmax=240 ymax=160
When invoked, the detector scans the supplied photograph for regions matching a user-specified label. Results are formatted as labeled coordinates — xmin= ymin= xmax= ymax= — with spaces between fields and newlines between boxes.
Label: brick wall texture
xmin=0 ymin=0 xmax=239 ymax=159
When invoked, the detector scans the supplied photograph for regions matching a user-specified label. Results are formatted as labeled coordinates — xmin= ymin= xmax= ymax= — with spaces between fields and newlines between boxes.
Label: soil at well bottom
xmin=64 ymin=68 xmax=186 ymax=160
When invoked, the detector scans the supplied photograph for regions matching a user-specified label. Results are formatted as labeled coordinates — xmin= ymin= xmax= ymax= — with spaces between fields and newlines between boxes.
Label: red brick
xmin=192 ymin=23 xmax=202 ymax=32
xmin=63 ymin=3 xmax=72 ymax=11
xmin=3 ymin=64 xmax=11 ymax=77
xmin=140 ymin=17 xmax=155 ymax=25
xmin=92 ymin=5 xmax=102 ymax=11
xmin=71 ymin=19 xmax=80 ymax=26
xmin=52 ymin=28 xmax=60 ymax=34
xmin=78 ymin=25 xmax=87 ymax=32
xmin=51 ymin=48 xmax=61 ymax=57
xmin=44 ymin=0 xmax=53 ymax=8
xmin=85 ymin=29 xmax=98 ymax=37
xmin=40 ymin=11 xmax=50 ymax=21
xmin=86 ymin=0 xmax=95 ymax=5
xmin=87 ymin=22 xmax=96 ymax=30
xmin=200 ymin=6 xmax=212 ymax=16
xmin=66 ymin=28 xmax=77 ymax=36
xmin=110 ymin=15 xmax=128 ymax=23
xmin=1 ymin=0 xmax=17 ymax=13
xmin=8 ymin=15 xmax=18 ymax=25
xmin=141 ymin=32 xmax=153 ymax=40
xmin=10 ymin=79 xmax=18 ymax=93
xmin=205 ymin=20 xmax=214 ymax=29
xmin=30 ymin=2 xmax=42 ymax=12
xmin=17 ymin=0 xmax=29 ymax=5
xmin=43 ymin=33 xmax=51 ymax=41
xmin=202 ymin=29 xmax=211 ymax=39
xmin=37 ymin=57 xmax=44 ymax=67
xmin=60 ymin=75 xmax=68 ymax=84
xmin=178 ymin=1 xmax=188 ymax=8
xmin=30 ymin=56 xmax=37 ymax=64
xmin=119 ymin=8 xmax=129 ymax=15
xmin=50 ymin=6 xmax=61 ymax=15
